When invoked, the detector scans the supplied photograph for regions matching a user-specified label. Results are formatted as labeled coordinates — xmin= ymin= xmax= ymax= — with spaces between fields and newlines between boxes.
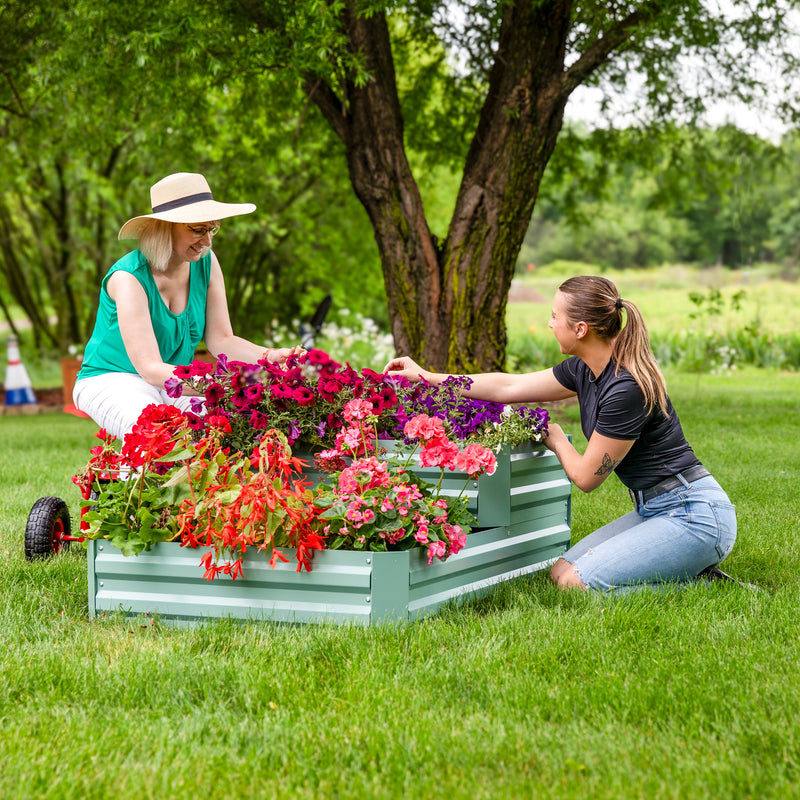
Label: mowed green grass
xmin=0 ymin=364 xmax=798 ymax=799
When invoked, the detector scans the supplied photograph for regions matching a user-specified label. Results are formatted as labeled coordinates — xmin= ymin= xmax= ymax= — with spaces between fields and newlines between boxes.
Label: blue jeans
xmin=563 ymin=475 xmax=737 ymax=594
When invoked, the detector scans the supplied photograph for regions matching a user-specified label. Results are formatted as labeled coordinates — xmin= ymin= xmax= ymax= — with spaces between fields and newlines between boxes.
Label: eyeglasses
xmin=185 ymin=223 xmax=220 ymax=239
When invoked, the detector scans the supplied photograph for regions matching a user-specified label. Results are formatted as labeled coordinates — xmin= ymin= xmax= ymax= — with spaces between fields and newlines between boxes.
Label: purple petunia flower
xmin=164 ymin=377 xmax=183 ymax=398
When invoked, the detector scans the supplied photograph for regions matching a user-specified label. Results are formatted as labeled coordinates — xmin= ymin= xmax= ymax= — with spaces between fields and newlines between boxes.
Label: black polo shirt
xmin=552 ymin=357 xmax=701 ymax=491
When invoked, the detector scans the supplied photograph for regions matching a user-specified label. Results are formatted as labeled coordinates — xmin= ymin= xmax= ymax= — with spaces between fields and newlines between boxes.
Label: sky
xmin=562 ymin=4 xmax=800 ymax=144
xmin=564 ymin=83 xmax=790 ymax=144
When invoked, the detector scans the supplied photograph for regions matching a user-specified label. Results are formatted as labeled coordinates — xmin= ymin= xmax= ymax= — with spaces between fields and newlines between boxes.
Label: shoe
xmin=698 ymin=566 xmax=734 ymax=582
xmin=698 ymin=565 xmax=760 ymax=591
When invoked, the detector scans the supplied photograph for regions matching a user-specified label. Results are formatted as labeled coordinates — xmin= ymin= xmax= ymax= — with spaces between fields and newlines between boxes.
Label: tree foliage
xmin=2 ymin=0 xmax=799 ymax=368
xmin=0 ymin=0 xmax=381 ymax=352
xmin=523 ymin=123 xmax=789 ymax=269
xmin=222 ymin=0 xmax=800 ymax=370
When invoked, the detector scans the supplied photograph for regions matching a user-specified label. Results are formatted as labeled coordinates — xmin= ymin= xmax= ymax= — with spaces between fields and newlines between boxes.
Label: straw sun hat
xmin=118 ymin=172 xmax=256 ymax=240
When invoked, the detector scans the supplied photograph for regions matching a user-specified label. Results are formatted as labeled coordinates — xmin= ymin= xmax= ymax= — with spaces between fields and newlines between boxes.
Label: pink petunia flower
xmin=291 ymin=387 xmax=316 ymax=407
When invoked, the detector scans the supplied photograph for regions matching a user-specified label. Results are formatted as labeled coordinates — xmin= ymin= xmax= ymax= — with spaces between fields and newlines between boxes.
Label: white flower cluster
xmin=709 ymin=345 xmax=739 ymax=376
xmin=264 ymin=309 xmax=396 ymax=369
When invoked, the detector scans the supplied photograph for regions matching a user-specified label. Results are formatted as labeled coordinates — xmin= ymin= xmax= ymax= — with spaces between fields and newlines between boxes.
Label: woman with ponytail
xmin=385 ymin=275 xmax=736 ymax=594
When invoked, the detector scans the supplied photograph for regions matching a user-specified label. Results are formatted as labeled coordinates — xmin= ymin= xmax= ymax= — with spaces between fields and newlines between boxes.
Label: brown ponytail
xmin=558 ymin=276 xmax=669 ymax=416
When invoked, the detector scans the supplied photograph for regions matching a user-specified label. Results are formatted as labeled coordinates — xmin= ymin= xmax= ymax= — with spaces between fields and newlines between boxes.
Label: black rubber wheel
xmin=25 ymin=496 xmax=71 ymax=560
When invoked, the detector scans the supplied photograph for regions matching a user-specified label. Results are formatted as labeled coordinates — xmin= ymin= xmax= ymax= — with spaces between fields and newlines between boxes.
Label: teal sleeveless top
xmin=78 ymin=249 xmax=211 ymax=379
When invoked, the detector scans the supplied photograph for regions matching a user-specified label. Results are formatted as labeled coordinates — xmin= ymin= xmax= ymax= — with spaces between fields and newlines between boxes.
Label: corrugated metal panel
xmin=90 ymin=542 xmax=376 ymax=626
xmin=406 ymin=523 xmax=570 ymax=619
xmin=90 ymin=521 xmax=570 ymax=627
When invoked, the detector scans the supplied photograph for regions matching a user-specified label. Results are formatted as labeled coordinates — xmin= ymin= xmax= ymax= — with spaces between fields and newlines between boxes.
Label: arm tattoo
xmin=594 ymin=453 xmax=619 ymax=477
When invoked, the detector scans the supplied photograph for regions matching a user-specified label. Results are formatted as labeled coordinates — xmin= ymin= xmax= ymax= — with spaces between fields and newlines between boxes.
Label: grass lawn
xmin=0 ymin=368 xmax=798 ymax=799
xmin=507 ymin=262 xmax=800 ymax=340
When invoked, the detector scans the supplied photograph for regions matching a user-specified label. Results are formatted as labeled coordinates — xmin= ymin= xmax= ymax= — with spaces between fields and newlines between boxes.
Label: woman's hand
xmin=543 ymin=421 xmax=568 ymax=454
xmin=384 ymin=355 xmax=427 ymax=383
xmin=266 ymin=346 xmax=306 ymax=366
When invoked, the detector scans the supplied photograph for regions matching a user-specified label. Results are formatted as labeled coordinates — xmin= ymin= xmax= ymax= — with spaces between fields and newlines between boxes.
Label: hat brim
xmin=118 ymin=200 xmax=256 ymax=240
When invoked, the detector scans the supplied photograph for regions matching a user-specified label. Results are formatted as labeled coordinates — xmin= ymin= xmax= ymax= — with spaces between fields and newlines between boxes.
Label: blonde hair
xmin=135 ymin=219 xmax=175 ymax=272
xmin=558 ymin=275 xmax=669 ymax=416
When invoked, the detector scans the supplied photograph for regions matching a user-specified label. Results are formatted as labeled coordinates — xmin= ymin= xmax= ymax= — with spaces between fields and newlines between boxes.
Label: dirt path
xmin=507 ymin=284 xmax=547 ymax=303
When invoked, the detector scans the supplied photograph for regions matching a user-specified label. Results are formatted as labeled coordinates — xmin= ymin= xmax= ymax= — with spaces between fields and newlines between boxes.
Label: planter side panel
xmin=379 ymin=442 xmax=570 ymax=528
xmin=406 ymin=521 xmax=571 ymax=620
xmin=88 ymin=540 xmax=379 ymax=626
xmin=505 ymin=448 xmax=573 ymax=529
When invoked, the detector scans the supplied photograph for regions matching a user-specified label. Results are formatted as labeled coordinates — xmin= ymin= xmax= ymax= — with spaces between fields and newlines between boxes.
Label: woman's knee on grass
xmin=550 ymin=558 xmax=588 ymax=591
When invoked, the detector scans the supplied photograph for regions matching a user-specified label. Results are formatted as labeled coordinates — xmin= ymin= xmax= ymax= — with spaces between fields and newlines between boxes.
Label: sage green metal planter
xmin=380 ymin=440 xmax=571 ymax=528
xmin=88 ymin=522 xmax=570 ymax=626
xmin=87 ymin=442 xmax=572 ymax=626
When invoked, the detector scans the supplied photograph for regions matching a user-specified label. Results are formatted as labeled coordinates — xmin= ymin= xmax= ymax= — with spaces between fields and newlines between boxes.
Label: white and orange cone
xmin=4 ymin=335 xmax=37 ymax=406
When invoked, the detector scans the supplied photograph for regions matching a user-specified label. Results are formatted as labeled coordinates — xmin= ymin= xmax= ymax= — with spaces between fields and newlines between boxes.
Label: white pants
xmin=73 ymin=372 xmax=200 ymax=441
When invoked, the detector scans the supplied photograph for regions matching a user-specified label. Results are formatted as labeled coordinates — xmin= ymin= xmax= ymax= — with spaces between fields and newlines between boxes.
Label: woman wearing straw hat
xmin=74 ymin=173 xmax=303 ymax=440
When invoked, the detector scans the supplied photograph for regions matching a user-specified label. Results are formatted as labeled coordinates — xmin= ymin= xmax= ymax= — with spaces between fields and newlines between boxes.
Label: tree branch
xmin=302 ymin=76 xmax=348 ymax=142
xmin=561 ymin=2 xmax=665 ymax=97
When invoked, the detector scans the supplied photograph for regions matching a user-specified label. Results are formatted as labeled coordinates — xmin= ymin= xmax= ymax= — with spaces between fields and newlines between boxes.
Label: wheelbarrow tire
xmin=25 ymin=496 xmax=71 ymax=560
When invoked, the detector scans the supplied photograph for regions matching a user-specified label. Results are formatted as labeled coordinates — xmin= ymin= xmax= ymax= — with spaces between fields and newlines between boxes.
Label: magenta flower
xmin=204 ymin=382 xmax=226 ymax=405
xmin=245 ymin=384 xmax=264 ymax=404
xmin=185 ymin=411 xmax=205 ymax=431
xmin=291 ymin=387 xmax=316 ymax=407
xmin=307 ymin=349 xmax=331 ymax=365
xmin=188 ymin=361 xmax=214 ymax=378
xmin=318 ymin=378 xmax=343 ymax=400
xmin=327 ymin=413 xmax=343 ymax=431
xmin=250 ymin=410 xmax=270 ymax=429
xmin=368 ymin=385 xmax=398 ymax=413
xmin=164 ymin=377 xmax=184 ymax=398
xmin=270 ymin=384 xmax=294 ymax=401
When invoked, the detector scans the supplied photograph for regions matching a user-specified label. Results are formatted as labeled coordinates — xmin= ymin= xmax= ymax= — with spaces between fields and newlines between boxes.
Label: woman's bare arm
xmin=545 ymin=424 xmax=635 ymax=493
xmin=384 ymin=356 xmax=575 ymax=405
xmin=110 ymin=271 xmax=178 ymax=388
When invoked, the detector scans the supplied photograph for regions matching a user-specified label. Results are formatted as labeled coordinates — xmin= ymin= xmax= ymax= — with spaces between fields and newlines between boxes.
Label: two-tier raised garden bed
xmin=87 ymin=443 xmax=572 ymax=626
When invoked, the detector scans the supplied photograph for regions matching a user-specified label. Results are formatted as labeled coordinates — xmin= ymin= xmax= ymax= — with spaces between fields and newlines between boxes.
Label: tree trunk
xmin=437 ymin=1 xmax=574 ymax=372
xmin=306 ymin=2 xmax=575 ymax=371
xmin=304 ymin=0 xmax=660 ymax=372
xmin=306 ymin=6 xmax=442 ymax=366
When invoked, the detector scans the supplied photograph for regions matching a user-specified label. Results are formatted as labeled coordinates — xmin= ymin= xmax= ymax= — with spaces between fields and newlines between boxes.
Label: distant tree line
xmin=521 ymin=125 xmax=800 ymax=271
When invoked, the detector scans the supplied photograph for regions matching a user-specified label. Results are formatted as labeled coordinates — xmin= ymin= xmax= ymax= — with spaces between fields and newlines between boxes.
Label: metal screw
xmin=98 ymin=545 xmax=103 ymax=551
xmin=99 ymin=582 xmax=104 ymax=587
xmin=472 ymin=480 xmax=479 ymax=488
xmin=365 ymin=596 xmax=371 ymax=603
xmin=366 ymin=558 xmax=371 ymax=565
